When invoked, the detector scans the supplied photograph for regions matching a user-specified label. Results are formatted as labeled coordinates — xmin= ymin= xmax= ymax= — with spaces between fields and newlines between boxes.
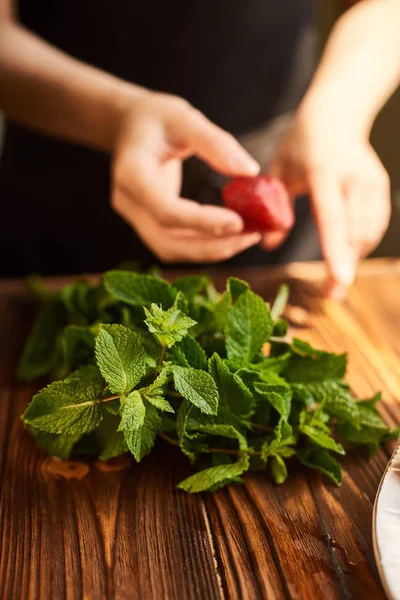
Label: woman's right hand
xmin=112 ymin=90 xmax=263 ymax=262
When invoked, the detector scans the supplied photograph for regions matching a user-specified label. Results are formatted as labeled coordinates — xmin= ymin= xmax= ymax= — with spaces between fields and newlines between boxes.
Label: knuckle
xmin=167 ymin=95 xmax=191 ymax=113
xmin=155 ymin=207 xmax=176 ymax=228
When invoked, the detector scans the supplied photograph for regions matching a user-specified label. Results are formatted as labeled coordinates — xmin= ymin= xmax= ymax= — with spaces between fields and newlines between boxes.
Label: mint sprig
xmin=18 ymin=271 xmax=397 ymax=493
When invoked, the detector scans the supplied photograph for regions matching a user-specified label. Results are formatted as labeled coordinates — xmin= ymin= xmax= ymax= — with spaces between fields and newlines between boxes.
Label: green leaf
xmin=357 ymin=401 xmax=387 ymax=430
xmin=261 ymin=417 xmax=295 ymax=461
xmin=22 ymin=367 xmax=104 ymax=434
xmin=58 ymin=325 xmax=95 ymax=375
xmin=254 ymin=383 xmax=291 ymax=420
xmin=300 ymin=421 xmax=345 ymax=455
xmin=118 ymin=390 xmax=146 ymax=432
xmin=173 ymin=290 xmax=189 ymax=313
xmin=104 ymin=271 xmax=176 ymax=309
xmin=298 ymin=447 xmax=342 ymax=485
xmin=169 ymin=336 xmax=207 ymax=370
xmin=173 ymin=275 xmax=208 ymax=300
xmin=253 ymin=353 xmax=292 ymax=375
xmin=227 ymin=277 xmax=249 ymax=298
xmin=225 ymin=289 xmax=273 ymax=364
xmin=95 ymin=324 xmax=147 ymax=394
xmin=213 ymin=291 xmax=232 ymax=331
xmin=140 ymin=370 xmax=174 ymax=413
xmin=124 ymin=403 xmax=162 ymax=461
xmin=177 ymin=425 xmax=249 ymax=493
xmin=209 ymin=353 xmax=255 ymax=419
xmin=284 ymin=340 xmax=347 ymax=383
xmin=270 ymin=454 xmax=288 ymax=484
xmin=29 ymin=428 xmax=82 ymax=459
xmin=336 ymin=410 xmax=390 ymax=456
xmin=171 ymin=365 xmax=218 ymax=415
xmin=177 ymin=400 xmax=197 ymax=461
xmin=293 ymin=381 xmax=360 ymax=425
xmin=17 ymin=300 xmax=67 ymax=381
xmin=93 ymin=413 xmax=129 ymax=460
xmin=272 ymin=318 xmax=288 ymax=338
xmin=99 ymin=433 xmax=128 ymax=460
xmin=144 ymin=303 xmax=196 ymax=348
xmin=61 ymin=281 xmax=91 ymax=323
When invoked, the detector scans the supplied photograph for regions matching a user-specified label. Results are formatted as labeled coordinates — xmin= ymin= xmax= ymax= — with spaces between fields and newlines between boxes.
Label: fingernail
xmin=328 ymin=283 xmax=348 ymax=302
xmin=334 ymin=263 xmax=355 ymax=287
xmin=215 ymin=219 xmax=243 ymax=235
xmin=250 ymin=233 xmax=263 ymax=244
xmin=234 ymin=155 xmax=260 ymax=176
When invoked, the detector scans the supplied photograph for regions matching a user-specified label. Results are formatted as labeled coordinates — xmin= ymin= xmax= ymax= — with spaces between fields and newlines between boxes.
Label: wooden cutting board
xmin=1 ymin=259 xmax=400 ymax=600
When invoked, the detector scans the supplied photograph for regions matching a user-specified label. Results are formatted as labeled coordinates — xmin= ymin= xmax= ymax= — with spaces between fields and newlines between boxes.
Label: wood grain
xmin=0 ymin=259 xmax=399 ymax=599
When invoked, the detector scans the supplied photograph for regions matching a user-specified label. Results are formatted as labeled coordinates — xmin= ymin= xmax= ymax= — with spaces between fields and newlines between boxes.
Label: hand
xmin=112 ymin=91 xmax=262 ymax=262
xmin=267 ymin=107 xmax=391 ymax=298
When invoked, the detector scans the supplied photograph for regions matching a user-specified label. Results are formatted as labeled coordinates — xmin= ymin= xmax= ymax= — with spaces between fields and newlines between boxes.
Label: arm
xmin=0 ymin=0 xmax=261 ymax=263
xmin=269 ymin=0 xmax=400 ymax=297
xmin=302 ymin=0 xmax=400 ymax=139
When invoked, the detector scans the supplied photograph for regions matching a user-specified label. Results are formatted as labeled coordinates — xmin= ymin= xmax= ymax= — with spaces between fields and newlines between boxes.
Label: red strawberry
xmin=222 ymin=176 xmax=294 ymax=232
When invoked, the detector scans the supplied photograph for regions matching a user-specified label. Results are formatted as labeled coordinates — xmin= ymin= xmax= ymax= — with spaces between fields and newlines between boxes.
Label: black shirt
xmin=0 ymin=0 xmax=316 ymax=275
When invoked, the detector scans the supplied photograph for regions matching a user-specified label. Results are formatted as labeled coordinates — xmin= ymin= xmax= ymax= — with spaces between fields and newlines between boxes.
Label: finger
xmin=346 ymin=179 xmax=391 ymax=259
xmin=166 ymin=231 xmax=263 ymax=263
xmin=261 ymin=230 xmax=289 ymax=250
xmin=186 ymin=112 xmax=260 ymax=177
xmin=119 ymin=199 xmax=262 ymax=262
xmin=115 ymin=157 xmax=244 ymax=234
xmin=310 ymin=173 xmax=356 ymax=291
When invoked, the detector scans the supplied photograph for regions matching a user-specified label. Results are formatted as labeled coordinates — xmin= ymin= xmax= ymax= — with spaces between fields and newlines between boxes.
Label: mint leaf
xmin=173 ymin=275 xmax=208 ymax=300
xmin=29 ymin=428 xmax=82 ymax=459
xmin=169 ymin=336 xmax=207 ymax=370
xmin=177 ymin=400 xmax=198 ymax=462
xmin=22 ymin=368 xmax=104 ymax=434
xmin=177 ymin=425 xmax=249 ymax=493
xmin=270 ymin=454 xmax=288 ymax=484
xmin=61 ymin=281 xmax=92 ymax=323
xmin=300 ymin=419 xmax=345 ymax=455
xmin=94 ymin=413 xmax=129 ymax=460
xmin=173 ymin=290 xmax=189 ymax=313
xmin=99 ymin=432 xmax=129 ymax=460
xmin=58 ymin=325 xmax=95 ymax=374
xmin=225 ymin=289 xmax=273 ymax=363
xmin=104 ymin=271 xmax=176 ymax=309
xmin=292 ymin=381 xmax=360 ymax=426
xmin=227 ymin=277 xmax=249 ymax=298
xmin=209 ymin=353 xmax=254 ymax=419
xmin=124 ymin=403 xmax=162 ymax=461
xmin=171 ymin=365 xmax=218 ymax=415
xmin=261 ymin=417 xmax=295 ymax=461
xmin=141 ymin=370 xmax=174 ymax=413
xmin=298 ymin=447 xmax=342 ymax=485
xmin=95 ymin=324 xmax=147 ymax=394
xmin=283 ymin=340 xmax=347 ymax=383
xmin=17 ymin=300 xmax=67 ymax=381
xmin=119 ymin=390 xmax=146 ymax=432
xmin=254 ymin=383 xmax=291 ymax=420
xmin=144 ymin=303 xmax=196 ymax=348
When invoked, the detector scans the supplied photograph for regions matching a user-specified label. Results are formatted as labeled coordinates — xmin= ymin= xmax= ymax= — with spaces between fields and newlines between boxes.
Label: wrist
xmin=99 ymin=80 xmax=151 ymax=152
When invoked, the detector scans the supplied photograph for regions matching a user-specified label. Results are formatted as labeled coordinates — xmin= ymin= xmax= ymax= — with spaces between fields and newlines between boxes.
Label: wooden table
xmin=1 ymin=259 xmax=400 ymax=600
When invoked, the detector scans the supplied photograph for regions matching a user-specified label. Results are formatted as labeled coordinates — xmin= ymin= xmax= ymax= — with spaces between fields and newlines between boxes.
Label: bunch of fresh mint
xmin=17 ymin=270 xmax=397 ymax=492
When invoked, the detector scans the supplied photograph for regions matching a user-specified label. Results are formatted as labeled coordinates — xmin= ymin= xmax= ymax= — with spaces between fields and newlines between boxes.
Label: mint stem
xmin=158 ymin=431 xmax=262 ymax=457
xmin=246 ymin=421 xmax=274 ymax=433
xmin=152 ymin=345 xmax=167 ymax=382
xmin=271 ymin=283 xmax=289 ymax=321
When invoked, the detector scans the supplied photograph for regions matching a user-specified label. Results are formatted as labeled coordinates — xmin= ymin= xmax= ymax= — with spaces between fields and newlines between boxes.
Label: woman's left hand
xmin=266 ymin=107 xmax=391 ymax=299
